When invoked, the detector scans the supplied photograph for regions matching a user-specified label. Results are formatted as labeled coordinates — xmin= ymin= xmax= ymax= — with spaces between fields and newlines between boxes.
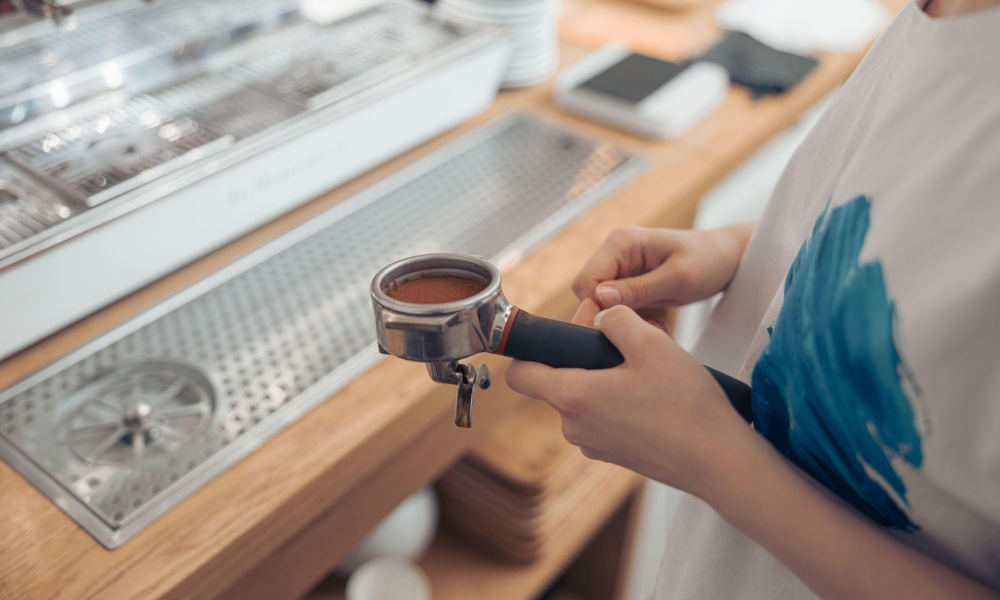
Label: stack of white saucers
xmin=439 ymin=0 xmax=561 ymax=88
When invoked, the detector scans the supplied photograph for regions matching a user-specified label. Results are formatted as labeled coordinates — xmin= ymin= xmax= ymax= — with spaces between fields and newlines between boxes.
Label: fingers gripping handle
xmin=498 ymin=310 xmax=754 ymax=423
xmin=499 ymin=309 xmax=625 ymax=369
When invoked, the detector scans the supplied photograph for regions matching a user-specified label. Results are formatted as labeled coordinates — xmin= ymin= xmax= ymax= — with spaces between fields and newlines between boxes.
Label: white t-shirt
xmin=656 ymin=2 xmax=1000 ymax=597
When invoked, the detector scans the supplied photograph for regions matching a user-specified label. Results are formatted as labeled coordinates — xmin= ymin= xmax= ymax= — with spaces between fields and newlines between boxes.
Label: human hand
xmin=510 ymin=309 xmax=1000 ymax=600
xmin=571 ymin=297 xmax=601 ymax=327
xmin=572 ymin=223 xmax=754 ymax=310
xmin=505 ymin=305 xmax=754 ymax=499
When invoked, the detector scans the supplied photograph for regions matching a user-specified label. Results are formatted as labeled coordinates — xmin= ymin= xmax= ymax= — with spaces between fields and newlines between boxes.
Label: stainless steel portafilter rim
xmin=370 ymin=252 xmax=502 ymax=317
xmin=370 ymin=252 xmax=512 ymax=363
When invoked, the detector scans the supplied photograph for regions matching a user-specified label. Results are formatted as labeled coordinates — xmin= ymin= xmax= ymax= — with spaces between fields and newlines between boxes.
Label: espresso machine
xmin=0 ymin=0 xmax=509 ymax=360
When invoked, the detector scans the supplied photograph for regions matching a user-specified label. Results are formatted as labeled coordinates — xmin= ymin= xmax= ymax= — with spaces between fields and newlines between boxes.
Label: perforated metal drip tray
xmin=0 ymin=113 xmax=646 ymax=548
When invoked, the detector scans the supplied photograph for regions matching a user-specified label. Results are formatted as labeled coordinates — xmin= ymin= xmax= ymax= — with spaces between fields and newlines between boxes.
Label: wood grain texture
xmin=0 ymin=0 xmax=893 ymax=596
xmin=557 ymin=489 xmax=646 ymax=600
xmin=419 ymin=470 xmax=641 ymax=600
xmin=218 ymin=385 xmax=538 ymax=600
xmin=435 ymin=401 xmax=629 ymax=562
xmin=305 ymin=481 xmax=644 ymax=600
xmin=560 ymin=0 xmax=725 ymax=59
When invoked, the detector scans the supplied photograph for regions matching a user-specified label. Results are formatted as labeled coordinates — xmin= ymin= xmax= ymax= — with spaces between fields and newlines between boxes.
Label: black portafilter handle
xmin=499 ymin=309 xmax=754 ymax=423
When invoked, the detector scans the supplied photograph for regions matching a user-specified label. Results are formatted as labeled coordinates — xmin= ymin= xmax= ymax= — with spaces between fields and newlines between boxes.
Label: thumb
xmin=594 ymin=264 xmax=691 ymax=309
xmin=592 ymin=305 xmax=658 ymax=362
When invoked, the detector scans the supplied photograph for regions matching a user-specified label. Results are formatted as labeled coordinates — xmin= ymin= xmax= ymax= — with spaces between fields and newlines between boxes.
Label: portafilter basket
xmin=371 ymin=253 xmax=753 ymax=427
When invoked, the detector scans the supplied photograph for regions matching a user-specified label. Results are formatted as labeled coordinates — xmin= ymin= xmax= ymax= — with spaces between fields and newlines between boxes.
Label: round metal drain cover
xmin=88 ymin=129 xmax=164 ymax=174
xmin=59 ymin=361 xmax=215 ymax=466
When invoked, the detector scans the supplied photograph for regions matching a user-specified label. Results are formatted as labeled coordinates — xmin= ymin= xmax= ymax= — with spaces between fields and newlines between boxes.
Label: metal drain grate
xmin=0 ymin=0 xmax=498 ymax=265
xmin=151 ymin=74 xmax=302 ymax=142
xmin=0 ymin=113 xmax=646 ymax=547
xmin=0 ymin=159 xmax=77 ymax=253
xmin=0 ymin=4 xmax=155 ymax=95
xmin=5 ymin=75 xmax=301 ymax=208
xmin=0 ymin=0 xmax=176 ymax=125
xmin=123 ymin=0 xmax=298 ymax=46
xmin=227 ymin=3 xmax=467 ymax=109
xmin=60 ymin=361 xmax=215 ymax=469
xmin=6 ymin=96 xmax=227 ymax=207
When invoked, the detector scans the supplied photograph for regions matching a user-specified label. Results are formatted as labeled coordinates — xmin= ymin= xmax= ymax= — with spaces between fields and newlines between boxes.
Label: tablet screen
xmin=577 ymin=53 xmax=685 ymax=104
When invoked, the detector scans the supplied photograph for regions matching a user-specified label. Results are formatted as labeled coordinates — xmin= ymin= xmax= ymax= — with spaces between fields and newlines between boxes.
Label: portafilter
xmin=371 ymin=253 xmax=753 ymax=427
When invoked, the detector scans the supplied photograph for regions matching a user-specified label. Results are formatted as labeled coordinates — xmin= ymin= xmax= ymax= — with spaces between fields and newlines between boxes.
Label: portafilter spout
xmin=371 ymin=253 xmax=754 ymax=428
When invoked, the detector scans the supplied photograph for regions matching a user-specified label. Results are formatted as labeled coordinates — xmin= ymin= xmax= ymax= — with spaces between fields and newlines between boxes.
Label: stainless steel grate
xmin=228 ymin=26 xmax=400 ymax=108
xmin=6 ymin=96 xmax=228 ymax=207
xmin=0 ymin=5 xmax=153 ymax=95
xmin=0 ymin=159 xmax=77 ymax=252
xmin=0 ymin=0 xmax=499 ymax=264
xmin=123 ymin=0 xmax=299 ymax=56
xmin=152 ymin=74 xmax=302 ymax=142
xmin=227 ymin=3 xmax=468 ymax=109
xmin=0 ymin=0 xmax=176 ymax=124
xmin=0 ymin=113 xmax=646 ymax=548
xmin=0 ymin=0 xmax=297 ymax=125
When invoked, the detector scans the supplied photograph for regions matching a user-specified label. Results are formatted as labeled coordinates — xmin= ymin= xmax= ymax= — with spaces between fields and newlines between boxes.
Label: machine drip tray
xmin=0 ymin=113 xmax=646 ymax=548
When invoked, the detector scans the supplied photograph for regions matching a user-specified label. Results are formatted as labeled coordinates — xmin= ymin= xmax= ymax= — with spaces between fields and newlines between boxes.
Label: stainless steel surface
xmin=5 ymin=75 xmax=299 ymax=207
xmin=60 ymin=360 xmax=215 ymax=469
xmin=370 ymin=253 xmax=511 ymax=428
xmin=423 ymin=360 xmax=491 ymax=428
xmin=7 ymin=0 xmax=75 ymax=25
xmin=119 ymin=0 xmax=298 ymax=56
xmin=0 ymin=0 xmax=297 ymax=123
xmin=0 ymin=112 xmax=645 ymax=547
xmin=227 ymin=6 xmax=462 ymax=110
xmin=0 ymin=157 xmax=76 ymax=253
xmin=452 ymin=362 xmax=490 ymax=428
xmin=1 ymin=0 xmax=177 ymax=124
xmin=0 ymin=0 xmax=500 ymax=267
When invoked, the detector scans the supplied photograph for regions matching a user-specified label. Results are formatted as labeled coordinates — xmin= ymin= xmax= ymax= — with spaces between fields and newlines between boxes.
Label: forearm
xmin=707 ymin=432 xmax=999 ymax=599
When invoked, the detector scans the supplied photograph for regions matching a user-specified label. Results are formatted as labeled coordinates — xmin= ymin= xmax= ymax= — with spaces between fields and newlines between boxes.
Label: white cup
xmin=335 ymin=486 xmax=439 ymax=576
xmin=345 ymin=557 xmax=432 ymax=600
xmin=440 ymin=0 xmax=562 ymax=88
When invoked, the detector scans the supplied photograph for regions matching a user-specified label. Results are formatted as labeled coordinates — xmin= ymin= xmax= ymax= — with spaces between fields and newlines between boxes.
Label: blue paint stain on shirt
xmin=751 ymin=195 xmax=923 ymax=531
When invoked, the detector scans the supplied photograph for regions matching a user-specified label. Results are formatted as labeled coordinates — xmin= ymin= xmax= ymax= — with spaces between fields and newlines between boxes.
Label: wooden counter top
xmin=0 ymin=2 xmax=900 ymax=597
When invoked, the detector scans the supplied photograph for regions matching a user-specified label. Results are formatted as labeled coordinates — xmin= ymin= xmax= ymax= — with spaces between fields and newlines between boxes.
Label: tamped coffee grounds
xmin=386 ymin=276 xmax=486 ymax=304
